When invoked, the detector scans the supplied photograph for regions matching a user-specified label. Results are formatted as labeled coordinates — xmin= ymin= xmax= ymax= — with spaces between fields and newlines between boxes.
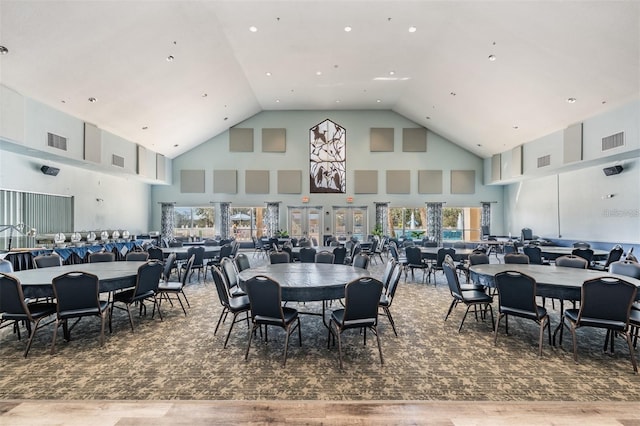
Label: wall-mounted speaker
xmin=603 ymin=165 xmax=623 ymax=176
xmin=41 ymin=165 xmax=60 ymax=176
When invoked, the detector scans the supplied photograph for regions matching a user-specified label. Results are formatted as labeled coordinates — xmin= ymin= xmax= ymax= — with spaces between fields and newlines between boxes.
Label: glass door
xmin=332 ymin=206 xmax=368 ymax=242
xmin=288 ymin=206 xmax=322 ymax=244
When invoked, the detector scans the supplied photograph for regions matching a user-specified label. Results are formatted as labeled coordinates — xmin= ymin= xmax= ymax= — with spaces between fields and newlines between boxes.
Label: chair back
xmin=221 ymin=257 xmax=239 ymax=289
xmin=351 ymin=243 xmax=362 ymax=258
xmin=609 ymin=260 xmax=640 ymax=279
xmin=573 ymin=241 xmax=591 ymax=249
xmin=555 ymin=255 xmax=588 ymax=269
xmin=521 ymin=228 xmax=533 ymax=241
xmin=211 ymin=265 xmax=231 ymax=308
xmin=388 ymin=243 xmax=400 ymax=261
xmin=269 ymin=251 xmax=290 ymax=264
xmin=234 ymin=253 xmax=251 ymax=272
xmin=0 ymin=273 xmax=32 ymax=319
xmin=162 ymin=252 xmax=177 ymax=281
xmin=231 ymin=240 xmax=240 ymax=257
xmin=52 ymin=272 xmax=100 ymax=315
xmin=0 ymin=259 xmax=13 ymax=273
xmin=147 ymin=246 xmax=164 ymax=261
xmin=603 ymin=246 xmax=624 ymax=267
xmin=341 ymin=277 xmax=383 ymax=328
xmin=89 ymin=252 xmax=115 ymax=263
xmin=125 ymin=251 xmax=149 ymax=261
xmin=315 ymin=250 xmax=335 ymax=264
xmin=219 ymin=244 xmax=233 ymax=260
xmin=245 ymin=275 xmax=286 ymax=325
xmin=34 ymin=254 xmax=63 ymax=268
xmin=468 ymin=252 xmax=490 ymax=266
xmin=405 ymin=246 xmax=423 ymax=265
xmin=494 ymin=271 xmax=540 ymax=319
xmin=187 ymin=246 xmax=205 ymax=267
xmin=572 ymin=248 xmax=594 ymax=263
xmin=133 ymin=260 xmax=163 ymax=298
xmin=577 ymin=277 xmax=637 ymax=329
xmin=381 ymin=259 xmax=397 ymax=289
xmin=442 ymin=255 xmax=463 ymax=298
xmin=332 ymin=246 xmax=347 ymax=264
xmin=423 ymin=240 xmax=438 ymax=247
xmin=504 ymin=253 xmax=530 ymax=264
xmin=299 ymin=247 xmax=317 ymax=263
xmin=436 ymin=248 xmax=455 ymax=267
xmin=353 ymin=253 xmax=370 ymax=269
xmin=385 ymin=263 xmax=403 ymax=301
xmin=523 ymin=246 xmax=544 ymax=265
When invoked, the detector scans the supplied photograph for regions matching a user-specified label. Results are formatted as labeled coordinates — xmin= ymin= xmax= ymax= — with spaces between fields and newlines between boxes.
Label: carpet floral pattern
xmin=1 ymin=252 xmax=639 ymax=401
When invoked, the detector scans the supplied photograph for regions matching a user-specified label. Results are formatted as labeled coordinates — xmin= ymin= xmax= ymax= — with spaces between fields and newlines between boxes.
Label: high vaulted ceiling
xmin=1 ymin=1 xmax=638 ymax=160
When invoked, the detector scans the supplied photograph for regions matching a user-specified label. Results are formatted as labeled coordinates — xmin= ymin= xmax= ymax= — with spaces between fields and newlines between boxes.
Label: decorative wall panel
xmin=310 ymin=119 xmax=346 ymax=193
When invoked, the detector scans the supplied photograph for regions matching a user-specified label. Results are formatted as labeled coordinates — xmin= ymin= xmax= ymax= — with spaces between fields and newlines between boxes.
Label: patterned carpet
xmin=1 ymin=251 xmax=639 ymax=401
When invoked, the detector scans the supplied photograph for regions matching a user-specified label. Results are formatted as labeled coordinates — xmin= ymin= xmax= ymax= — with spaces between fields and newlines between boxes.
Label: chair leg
xmin=245 ymin=323 xmax=257 ymax=361
xmin=50 ymin=318 xmax=60 ymax=355
xmin=223 ymin=311 xmax=241 ymax=349
xmin=444 ymin=299 xmax=457 ymax=321
xmin=214 ymin=308 xmax=228 ymax=335
xmin=383 ymin=307 xmax=398 ymax=337
xmin=373 ymin=325 xmax=384 ymax=366
xmin=125 ymin=304 xmax=135 ymax=332
xmin=624 ymin=332 xmax=638 ymax=374
xmin=493 ymin=313 xmax=503 ymax=346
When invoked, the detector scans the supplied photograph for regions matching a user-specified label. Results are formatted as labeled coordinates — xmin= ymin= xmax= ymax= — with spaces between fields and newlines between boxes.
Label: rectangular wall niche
xmin=451 ymin=170 xmax=476 ymax=194
xmin=245 ymin=170 xmax=269 ymax=194
xmin=370 ymin=128 xmax=394 ymax=152
xmin=213 ymin=170 xmax=237 ymax=194
xmin=354 ymin=170 xmax=378 ymax=194
xmin=180 ymin=169 xmax=205 ymax=193
xmin=229 ymin=128 xmax=254 ymax=152
xmin=262 ymin=128 xmax=286 ymax=152
xmin=402 ymin=128 xmax=427 ymax=152
xmin=386 ymin=170 xmax=410 ymax=194
xmin=277 ymin=170 xmax=302 ymax=194
xmin=418 ymin=170 xmax=443 ymax=194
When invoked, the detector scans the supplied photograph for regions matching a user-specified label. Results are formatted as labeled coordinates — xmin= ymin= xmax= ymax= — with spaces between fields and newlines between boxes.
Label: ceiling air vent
xmin=112 ymin=154 xmax=125 ymax=168
xmin=47 ymin=132 xmax=67 ymax=151
xmin=537 ymin=154 xmax=551 ymax=168
xmin=602 ymin=131 xmax=624 ymax=151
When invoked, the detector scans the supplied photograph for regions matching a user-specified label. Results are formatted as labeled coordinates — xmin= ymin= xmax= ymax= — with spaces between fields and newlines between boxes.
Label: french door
xmin=332 ymin=206 xmax=368 ymax=241
xmin=288 ymin=206 xmax=322 ymax=243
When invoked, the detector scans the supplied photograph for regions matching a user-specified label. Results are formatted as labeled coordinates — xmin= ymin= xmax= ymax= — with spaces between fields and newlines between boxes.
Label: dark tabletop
xmin=469 ymin=263 xmax=640 ymax=301
xmin=237 ymin=263 xmax=370 ymax=302
xmin=6 ymin=261 xmax=147 ymax=299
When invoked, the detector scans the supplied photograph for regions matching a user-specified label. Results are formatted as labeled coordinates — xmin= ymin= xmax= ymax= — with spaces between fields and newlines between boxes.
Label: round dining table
xmin=419 ymin=247 xmax=474 ymax=262
xmin=237 ymin=262 xmax=370 ymax=302
xmin=4 ymin=261 xmax=147 ymax=299
xmin=469 ymin=263 xmax=640 ymax=302
xmin=537 ymin=246 xmax=609 ymax=261
xmin=161 ymin=246 xmax=221 ymax=260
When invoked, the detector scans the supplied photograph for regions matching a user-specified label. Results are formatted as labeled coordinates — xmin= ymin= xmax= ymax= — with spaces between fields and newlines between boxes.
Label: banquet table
xmin=161 ymin=246 xmax=221 ymax=260
xmin=469 ymin=263 xmax=640 ymax=302
xmin=4 ymin=261 xmax=147 ymax=299
xmin=538 ymin=246 xmax=609 ymax=261
xmin=237 ymin=262 xmax=370 ymax=302
xmin=420 ymin=247 xmax=474 ymax=262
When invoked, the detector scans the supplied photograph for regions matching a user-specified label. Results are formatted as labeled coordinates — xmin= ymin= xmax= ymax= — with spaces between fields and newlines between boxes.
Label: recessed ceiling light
xmin=344 ymin=26 xmax=352 ymax=32
xmin=488 ymin=54 xmax=496 ymax=61
xmin=173 ymin=144 xmax=179 ymax=147
xmin=602 ymin=100 xmax=607 ymax=104
xmin=224 ymin=117 xmax=228 ymax=121
xmin=0 ymin=46 xmax=8 ymax=55
xmin=513 ymin=125 xmax=519 ymax=129
xmin=335 ymin=100 xmax=341 ymax=103
xmin=389 ymin=71 xmax=395 ymax=75
xmin=88 ymin=97 xmax=97 ymax=103
xmin=249 ymin=26 xmax=258 ymax=32
xmin=477 ymin=144 xmax=482 ymax=147
xmin=265 ymin=72 xmax=272 ymax=76
xmin=566 ymin=97 xmax=577 ymax=103
xmin=60 ymin=100 xmax=66 ymax=104
xmin=376 ymin=99 xmax=381 ymax=103
xmin=166 ymin=55 xmax=174 ymax=62
xmin=408 ymin=26 xmax=417 ymax=33
xmin=450 ymin=92 xmax=456 ymax=96
xmin=275 ymin=99 xmax=280 ymax=103
xmin=201 ymin=93 xmax=208 ymax=98
xmin=142 ymin=126 xmax=149 ymax=130
xmin=426 ymin=116 xmax=431 ymax=120
xmin=316 ymin=71 xmax=322 ymax=76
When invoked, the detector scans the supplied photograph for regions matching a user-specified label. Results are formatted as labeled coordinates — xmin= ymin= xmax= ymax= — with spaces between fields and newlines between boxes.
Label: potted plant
xmin=372 ymin=223 xmax=384 ymax=238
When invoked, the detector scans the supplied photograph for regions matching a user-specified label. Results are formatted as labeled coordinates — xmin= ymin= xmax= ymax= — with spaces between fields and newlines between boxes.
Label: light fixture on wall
xmin=601 ymin=194 xmax=615 ymax=199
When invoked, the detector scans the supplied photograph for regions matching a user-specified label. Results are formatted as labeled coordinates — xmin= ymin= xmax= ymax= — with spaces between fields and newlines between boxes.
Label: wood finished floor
xmin=2 ymin=400 xmax=640 ymax=425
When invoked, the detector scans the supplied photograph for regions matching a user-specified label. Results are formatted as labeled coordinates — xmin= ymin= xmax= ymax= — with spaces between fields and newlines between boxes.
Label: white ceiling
xmin=1 ymin=0 xmax=638 ymax=160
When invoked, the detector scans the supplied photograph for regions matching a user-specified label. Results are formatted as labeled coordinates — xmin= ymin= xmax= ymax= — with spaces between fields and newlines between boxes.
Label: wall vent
xmin=537 ymin=154 xmax=551 ymax=168
xmin=47 ymin=132 xmax=67 ymax=151
xmin=602 ymin=132 xmax=624 ymax=151
xmin=112 ymin=154 xmax=125 ymax=168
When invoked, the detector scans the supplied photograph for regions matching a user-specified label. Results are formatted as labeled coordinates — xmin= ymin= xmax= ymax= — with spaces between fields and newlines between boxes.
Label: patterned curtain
xmin=219 ymin=202 xmax=231 ymax=239
xmin=374 ymin=202 xmax=389 ymax=236
xmin=481 ymin=202 xmax=491 ymax=234
xmin=160 ymin=203 xmax=175 ymax=242
xmin=265 ymin=202 xmax=280 ymax=237
xmin=426 ymin=202 xmax=444 ymax=246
